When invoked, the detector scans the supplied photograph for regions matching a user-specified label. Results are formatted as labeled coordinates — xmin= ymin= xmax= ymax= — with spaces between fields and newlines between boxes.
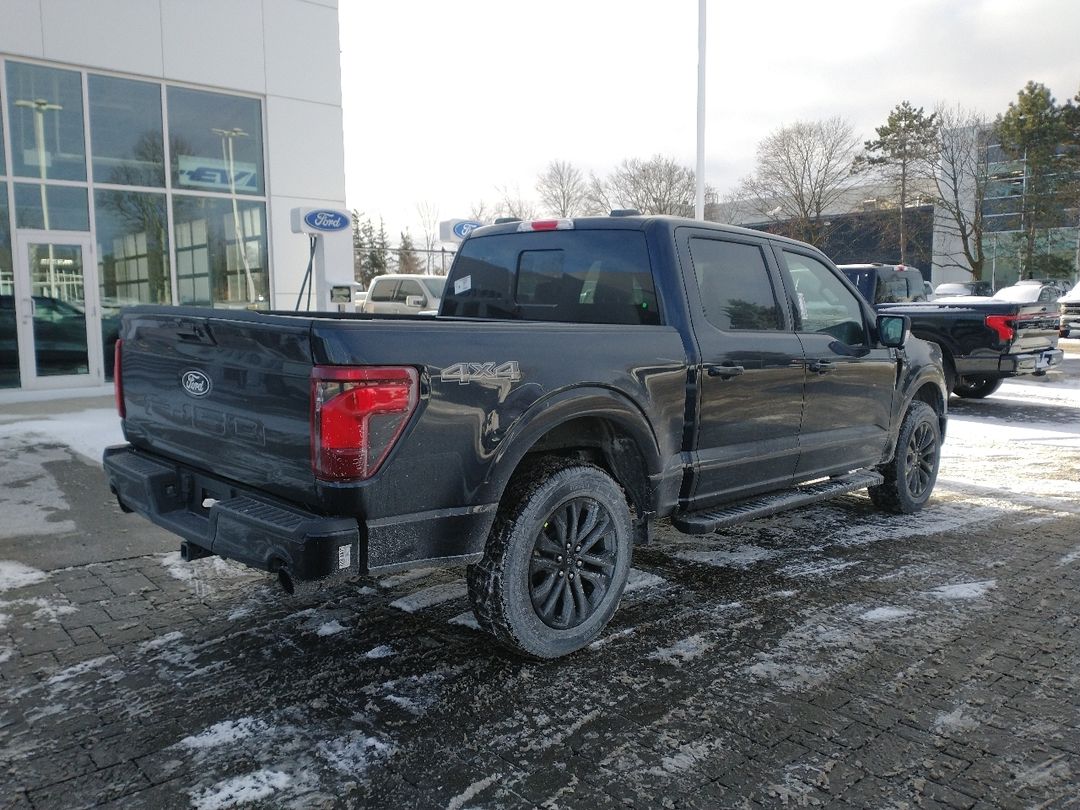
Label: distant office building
xmin=1 ymin=0 xmax=346 ymax=390
xmin=933 ymin=130 xmax=1079 ymax=290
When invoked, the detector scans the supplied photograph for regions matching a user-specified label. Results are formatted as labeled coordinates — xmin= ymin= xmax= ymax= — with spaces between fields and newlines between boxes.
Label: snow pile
xmin=180 ymin=717 xmax=270 ymax=750
xmin=624 ymin=567 xmax=667 ymax=594
xmin=859 ymin=606 xmax=914 ymax=622
xmin=925 ymin=580 xmax=996 ymax=600
xmin=364 ymin=644 xmax=395 ymax=659
xmin=0 ymin=408 xmax=122 ymax=465
xmin=315 ymin=620 xmax=346 ymax=637
xmin=649 ymin=634 xmax=712 ymax=664
xmin=190 ymin=769 xmax=291 ymax=810
xmin=674 ymin=543 xmax=778 ymax=569
xmin=0 ymin=562 xmax=52 ymax=595
xmin=388 ymin=581 xmax=467 ymax=613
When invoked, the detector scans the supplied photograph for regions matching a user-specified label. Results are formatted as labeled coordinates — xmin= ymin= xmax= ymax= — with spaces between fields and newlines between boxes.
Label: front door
xmin=776 ymin=248 xmax=896 ymax=478
xmin=679 ymin=229 xmax=806 ymax=509
xmin=12 ymin=231 xmax=102 ymax=388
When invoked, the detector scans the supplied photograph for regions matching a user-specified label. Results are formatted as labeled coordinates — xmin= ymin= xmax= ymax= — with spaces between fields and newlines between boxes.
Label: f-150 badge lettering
xmin=181 ymin=370 xmax=212 ymax=398
xmin=441 ymin=362 xmax=521 ymax=385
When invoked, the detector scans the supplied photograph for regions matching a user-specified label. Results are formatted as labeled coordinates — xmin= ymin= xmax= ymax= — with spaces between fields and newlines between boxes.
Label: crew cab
xmin=105 ymin=216 xmax=947 ymax=658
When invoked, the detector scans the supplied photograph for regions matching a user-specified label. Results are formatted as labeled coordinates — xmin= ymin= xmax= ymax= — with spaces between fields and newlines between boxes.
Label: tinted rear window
xmin=441 ymin=230 xmax=660 ymax=325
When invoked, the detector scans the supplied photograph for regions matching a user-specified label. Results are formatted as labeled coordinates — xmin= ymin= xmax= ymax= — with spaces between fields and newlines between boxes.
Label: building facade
xmin=0 ymin=0 xmax=345 ymax=390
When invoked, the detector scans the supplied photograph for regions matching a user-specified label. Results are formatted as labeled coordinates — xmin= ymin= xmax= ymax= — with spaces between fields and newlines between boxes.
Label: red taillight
xmin=311 ymin=366 xmax=419 ymax=481
xmin=114 ymin=339 xmax=125 ymax=418
xmin=985 ymin=314 xmax=1015 ymax=342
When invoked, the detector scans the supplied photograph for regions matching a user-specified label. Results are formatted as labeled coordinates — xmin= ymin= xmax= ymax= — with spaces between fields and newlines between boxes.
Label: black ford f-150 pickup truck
xmin=837 ymin=265 xmax=1063 ymax=399
xmin=105 ymin=216 xmax=947 ymax=658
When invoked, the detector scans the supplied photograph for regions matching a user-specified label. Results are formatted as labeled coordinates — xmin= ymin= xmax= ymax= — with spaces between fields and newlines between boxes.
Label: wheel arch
xmin=479 ymin=386 xmax=664 ymax=536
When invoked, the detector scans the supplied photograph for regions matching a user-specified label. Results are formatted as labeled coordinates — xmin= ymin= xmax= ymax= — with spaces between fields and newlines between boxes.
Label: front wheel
xmin=467 ymin=460 xmax=632 ymax=659
xmin=952 ymin=376 xmax=1003 ymax=399
xmin=869 ymin=401 xmax=942 ymax=514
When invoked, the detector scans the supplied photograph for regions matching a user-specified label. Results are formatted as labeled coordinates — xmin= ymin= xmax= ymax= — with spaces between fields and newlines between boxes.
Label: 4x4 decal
xmin=441 ymin=361 xmax=522 ymax=385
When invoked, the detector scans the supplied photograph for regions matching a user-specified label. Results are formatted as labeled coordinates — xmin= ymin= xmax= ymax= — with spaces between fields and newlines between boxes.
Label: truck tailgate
xmin=1005 ymin=304 xmax=1060 ymax=354
xmin=119 ymin=308 xmax=317 ymax=504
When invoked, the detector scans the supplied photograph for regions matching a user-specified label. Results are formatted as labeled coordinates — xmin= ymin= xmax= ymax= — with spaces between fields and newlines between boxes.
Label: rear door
xmin=679 ymin=229 xmax=805 ymax=508
xmin=776 ymin=248 xmax=896 ymax=479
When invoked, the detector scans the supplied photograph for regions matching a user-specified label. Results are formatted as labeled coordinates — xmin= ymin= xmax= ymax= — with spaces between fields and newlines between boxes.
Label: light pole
xmin=212 ymin=127 xmax=257 ymax=303
xmin=15 ymin=98 xmax=63 ymax=297
xmin=694 ymin=0 xmax=706 ymax=221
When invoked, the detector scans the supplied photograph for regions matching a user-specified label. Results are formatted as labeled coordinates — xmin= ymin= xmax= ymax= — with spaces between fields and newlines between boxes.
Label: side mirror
xmin=877 ymin=314 xmax=909 ymax=348
xmin=405 ymin=295 xmax=426 ymax=308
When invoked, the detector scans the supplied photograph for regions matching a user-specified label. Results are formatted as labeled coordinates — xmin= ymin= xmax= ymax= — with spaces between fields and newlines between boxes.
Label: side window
xmin=1039 ymin=287 xmax=1055 ymax=302
xmin=783 ymin=251 xmax=867 ymax=346
xmin=396 ymin=279 xmax=424 ymax=304
xmin=369 ymin=279 xmax=395 ymax=302
xmin=689 ymin=238 xmax=783 ymax=331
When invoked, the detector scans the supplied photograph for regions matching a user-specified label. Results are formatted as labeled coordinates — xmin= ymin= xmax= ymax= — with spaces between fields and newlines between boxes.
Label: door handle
xmin=807 ymin=360 xmax=834 ymax=374
xmin=707 ymin=364 xmax=745 ymax=378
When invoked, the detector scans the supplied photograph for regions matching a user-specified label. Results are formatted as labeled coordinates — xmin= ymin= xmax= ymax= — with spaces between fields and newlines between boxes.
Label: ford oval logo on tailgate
xmin=181 ymin=370 xmax=212 ymax=398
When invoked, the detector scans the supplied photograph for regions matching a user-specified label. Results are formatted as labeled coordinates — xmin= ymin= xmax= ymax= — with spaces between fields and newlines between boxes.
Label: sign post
xmin=290 ymin=208 xmax=353 ymax=311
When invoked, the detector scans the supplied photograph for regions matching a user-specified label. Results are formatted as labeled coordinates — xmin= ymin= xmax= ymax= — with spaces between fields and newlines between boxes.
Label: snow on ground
xmin=0 ymin=561 xmax=48 ymax=591
xmin=0 ymin=408 xmax=122 ymax=466
xmin=189 ymin=769 xmax=292 ymax=810
xmin=180 ymin=718 xmax=270 ymax=750
xmin=674 ymin=544 xmax=779 ymax=569
xmin=388 ymin=581 xmax=467 ymax=613
xmin=924 ymin=580 xmax=996 ymax=600
xmin=624 ymin=567 xmax=668 ymax=593
xmin=860 ymin=606 xmax=915 ymax=622
xmin=0 ymin=444 xmax=77 ymax=539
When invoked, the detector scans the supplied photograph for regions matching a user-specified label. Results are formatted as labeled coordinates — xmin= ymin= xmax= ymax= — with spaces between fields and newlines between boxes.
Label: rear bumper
xmin=955 ymin=347 xmax=1064 ymax=378
xmin=104 ymin=444 xmax=360 ymax=583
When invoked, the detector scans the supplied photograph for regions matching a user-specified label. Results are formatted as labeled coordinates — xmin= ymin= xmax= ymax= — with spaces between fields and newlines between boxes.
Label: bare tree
xmin=495 ymin=184 xmax=538 ymax=220
xmin=739 ymin=117 xmax=860 ymax=246
xmin=536 ymin=160 xmax=588 ymax=217
xmin=416 ymin=200 xmax=439 ymax=274
xmin=469 ymin=200 xmax=494 ymax=222
xmin=584 ymin=171 xmax=614 ymax=215
xmin=925 ymin=104 xmax=990 ymax=280
xmin=603 ymin=155 xmax=697 ymax=216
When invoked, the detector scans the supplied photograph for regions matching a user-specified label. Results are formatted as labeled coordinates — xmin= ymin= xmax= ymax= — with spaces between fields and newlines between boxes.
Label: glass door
xmin=12 ymin=231 xmax=102 ymax=388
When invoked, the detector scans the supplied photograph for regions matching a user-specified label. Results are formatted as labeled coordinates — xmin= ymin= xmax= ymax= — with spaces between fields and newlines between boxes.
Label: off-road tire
xmin=466 ymin=459 xmax=633 ymax=659
xmin=952 ymin=376 xmax=1003 ymax=399
xmin=869 ymin=400 xmax=941 ymax=514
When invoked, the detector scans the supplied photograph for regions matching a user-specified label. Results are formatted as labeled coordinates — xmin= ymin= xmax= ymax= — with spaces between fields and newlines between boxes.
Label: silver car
xmin=360 ymin=274 xmax=447 ymax=316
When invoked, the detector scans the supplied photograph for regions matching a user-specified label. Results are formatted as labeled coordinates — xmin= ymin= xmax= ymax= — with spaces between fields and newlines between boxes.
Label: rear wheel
xmin=869 ymin=401 xmax=941 ymax=514
xmin=953 ymin=376 xmax=1003 ymax=399
xmin=466 ymin=459 xmax=632 ymax=659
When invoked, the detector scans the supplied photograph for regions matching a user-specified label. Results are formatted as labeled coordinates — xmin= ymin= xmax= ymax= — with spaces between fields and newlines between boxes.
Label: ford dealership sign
xmin=453 ymin=220 xmax=483 ymax=239
xmin=303 ymin=210 xmax=349 ymax=232
xmin=439 ymin=218 xmax=486 ymax=244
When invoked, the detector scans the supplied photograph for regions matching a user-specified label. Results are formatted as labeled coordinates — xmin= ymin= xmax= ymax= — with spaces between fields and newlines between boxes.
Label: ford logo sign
xmin=303 ymin=209 xmax=349 ymax=232
xmin=453 ymin=220 xmax=483 ymax=239
xmin=181 ymin=370 xmax=212 ymax=398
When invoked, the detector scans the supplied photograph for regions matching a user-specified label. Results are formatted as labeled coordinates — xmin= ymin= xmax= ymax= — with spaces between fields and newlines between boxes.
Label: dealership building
xmin=0 ymin=0 xmax=347 ymax=390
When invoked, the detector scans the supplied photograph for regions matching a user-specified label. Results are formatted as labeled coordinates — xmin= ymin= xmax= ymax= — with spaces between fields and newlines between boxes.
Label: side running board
xmin=672 ymin=470 xmax=884 ymax=535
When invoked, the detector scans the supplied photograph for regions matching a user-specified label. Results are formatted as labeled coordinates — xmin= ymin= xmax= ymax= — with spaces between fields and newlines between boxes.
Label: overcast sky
xmin=339 ymin=0 xmax=1080 ymax=243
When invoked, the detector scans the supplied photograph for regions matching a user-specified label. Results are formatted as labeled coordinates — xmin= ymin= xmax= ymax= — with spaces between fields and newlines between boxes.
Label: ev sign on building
xmin=439 ymin=219 xmax=485 ymax=245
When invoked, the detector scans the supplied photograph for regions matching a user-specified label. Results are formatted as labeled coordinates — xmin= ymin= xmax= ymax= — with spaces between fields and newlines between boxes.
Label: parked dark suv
xmin=838 ymin=264 xmax=928 ymax=304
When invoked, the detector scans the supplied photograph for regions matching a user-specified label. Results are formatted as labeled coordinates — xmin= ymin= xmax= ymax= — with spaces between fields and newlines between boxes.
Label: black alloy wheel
xmin=529 ymin=497 xmax=618 ymax=630
xmin=904 ymin=419 xmax=939 ymax=501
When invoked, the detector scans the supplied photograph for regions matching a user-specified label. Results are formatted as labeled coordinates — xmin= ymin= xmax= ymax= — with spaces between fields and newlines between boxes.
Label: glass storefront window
xmin=173 ymin=196 xmax=268 ymax=308
xmin=89 ymin=75 xmax=165 ymax=187
xmin=0 ymin=183 xmax=17 ymax=388
xmin=167 ymin=87 xmax=264 ymax=196
xmin=0 ymin=83 xmax=6 ymax=176
xmin=96 ymin=190 xmax=170 ymax=379
xmin=14 ymin=183 xmax=89 ymax=230
xmin=6 ymin=62 xmax=86 ymax=182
